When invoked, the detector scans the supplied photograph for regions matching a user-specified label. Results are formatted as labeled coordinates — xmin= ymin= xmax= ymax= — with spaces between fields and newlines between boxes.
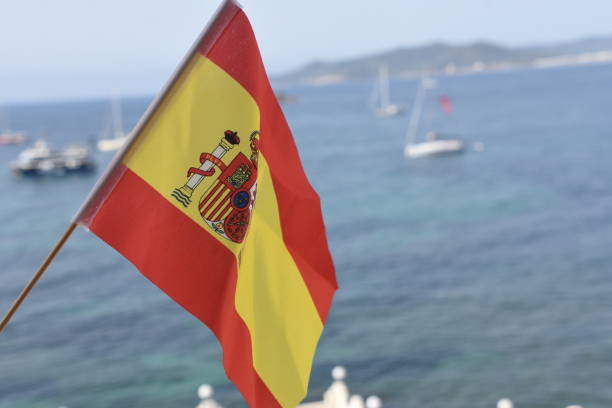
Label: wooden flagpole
xmin=0 ymin=223 xmax=77 ymax=333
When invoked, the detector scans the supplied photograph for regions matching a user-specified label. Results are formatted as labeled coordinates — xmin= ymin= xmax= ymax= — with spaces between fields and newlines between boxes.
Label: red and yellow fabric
xmin=77 ymin=1 xmax=337 ymax=407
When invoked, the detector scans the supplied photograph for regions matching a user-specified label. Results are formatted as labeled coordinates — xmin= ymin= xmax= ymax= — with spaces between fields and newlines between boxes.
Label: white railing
xmin=194 ymin=366 xmax=381 ymax=408
xmin=190 ymin=370 xmax=587 ymax=408
xmin=55 ymin=379 xmax=587 ymax=408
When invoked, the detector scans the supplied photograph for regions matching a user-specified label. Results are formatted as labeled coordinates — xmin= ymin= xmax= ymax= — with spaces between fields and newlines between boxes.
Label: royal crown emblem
xmin=172 ymin=130 xmax=259 ymax=243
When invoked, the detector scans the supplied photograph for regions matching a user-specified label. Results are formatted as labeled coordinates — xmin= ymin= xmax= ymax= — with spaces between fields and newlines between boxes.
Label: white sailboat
xmin=370 ymin=65 xmax=404 ymax=117
xmin=403 ymin=78 xmax=464 ymax=159
xmin=97 ymin=96 xmax=128 ymax=152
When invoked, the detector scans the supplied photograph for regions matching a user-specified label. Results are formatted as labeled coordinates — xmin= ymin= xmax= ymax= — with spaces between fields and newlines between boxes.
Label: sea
xmin=1 ymin=63 xmax=612 ymax=408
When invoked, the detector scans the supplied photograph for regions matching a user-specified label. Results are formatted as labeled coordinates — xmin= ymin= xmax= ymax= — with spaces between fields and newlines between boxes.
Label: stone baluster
xmin=196 ymin=384 xmax=223 ymax=408
xmin=497 ymin=399 xmax=514 ymax=408
xmin=365 ymin=395 xmax=382 ymax=408
xmin=322 ymin=366 xmax=351 ymax=408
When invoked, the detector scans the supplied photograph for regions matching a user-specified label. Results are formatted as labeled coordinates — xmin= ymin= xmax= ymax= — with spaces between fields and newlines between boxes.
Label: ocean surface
xmin=1 ymin=63 xmax=612 ymax=408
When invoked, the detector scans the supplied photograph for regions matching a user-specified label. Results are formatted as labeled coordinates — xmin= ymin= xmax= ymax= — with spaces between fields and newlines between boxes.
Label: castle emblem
xmin=172 ymin=130 xmax=260 ymax=243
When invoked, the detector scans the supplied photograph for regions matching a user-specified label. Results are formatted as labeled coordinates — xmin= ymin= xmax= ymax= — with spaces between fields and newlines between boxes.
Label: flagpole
xmin=0 ymin=223 xmax=77 ymax=333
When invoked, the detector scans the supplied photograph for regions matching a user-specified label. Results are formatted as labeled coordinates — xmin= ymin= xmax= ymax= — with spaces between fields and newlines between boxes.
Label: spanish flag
xmin=75 ymin=1 xmax=337 ymax=406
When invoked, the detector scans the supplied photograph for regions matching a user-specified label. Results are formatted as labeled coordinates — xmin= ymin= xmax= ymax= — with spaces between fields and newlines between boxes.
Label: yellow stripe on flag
xmin=237 ymin=156 xmax=324 ymax=407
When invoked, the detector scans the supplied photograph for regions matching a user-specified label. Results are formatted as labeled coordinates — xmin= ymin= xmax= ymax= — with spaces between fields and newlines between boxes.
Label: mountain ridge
xmin=276 ymin=35 xmax=612 ymax=84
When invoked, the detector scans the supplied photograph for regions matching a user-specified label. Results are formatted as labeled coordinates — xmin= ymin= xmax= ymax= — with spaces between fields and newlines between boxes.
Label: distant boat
xmin=0 ymin=107 xmax=28 ymax=145
xmin=404 ymin=78 xmax=464 ymax=159
xmin=10 ymin=139 xmax=95 ymax=176
xmin=97 ymin=96 xmax=128 ymax=152
xmin=370 ymin=65 xmax=404 ymax=118
xmin=276 ymin=91 xmax=298 ymax=104
xmin=0 ymin=131 xmax=27 ymax=146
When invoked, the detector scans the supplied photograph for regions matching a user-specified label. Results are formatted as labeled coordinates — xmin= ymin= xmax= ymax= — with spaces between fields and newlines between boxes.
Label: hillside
xmin=276 ymin=35 xmax=612 ymax=84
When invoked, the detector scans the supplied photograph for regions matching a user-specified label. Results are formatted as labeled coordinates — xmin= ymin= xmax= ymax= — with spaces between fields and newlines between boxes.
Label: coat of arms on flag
xmin=172 ymin=129 xmax=260 ymax=243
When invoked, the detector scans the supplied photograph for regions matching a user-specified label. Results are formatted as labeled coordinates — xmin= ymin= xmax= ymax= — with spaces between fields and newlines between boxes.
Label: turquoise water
xmin=2 ymin=63 xmax=612 ymax=407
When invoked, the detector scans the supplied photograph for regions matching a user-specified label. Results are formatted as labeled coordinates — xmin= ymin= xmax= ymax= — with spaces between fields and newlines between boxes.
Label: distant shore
xmin=279 ymin=50 xmax=612 ymax=86
xmin=275 ymin=35 xmax=612 ymax=85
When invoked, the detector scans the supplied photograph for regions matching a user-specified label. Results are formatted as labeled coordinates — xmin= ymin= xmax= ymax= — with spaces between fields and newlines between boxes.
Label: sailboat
xmin=97 ymin=96 xmax=128 ymax=152
xmin=403 ymin=78 xmax=464 ymax=159
xmin=370 ymin=65 xmax=404 ymax=117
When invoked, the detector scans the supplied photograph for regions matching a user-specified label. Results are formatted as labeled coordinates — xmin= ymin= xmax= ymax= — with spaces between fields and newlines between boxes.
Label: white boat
xmin=370 ymin=65 xmax=404 ymax=117
xmin=97 ymin=96 xmax=128 ymax=152
xmin=405 ymin=131 xmax=465 ymax=158
xmin=0 ymin=107 xmax=28 ymax=145
xmin=0 ymin=131 xmax=27 ymax=145
xmin=97 ymin=134 xmax=127 ymax=152
xmin=10 ymin=139 xmax=95 ymax=176
xmin=404 ymin=78 xmax=464 ymax=159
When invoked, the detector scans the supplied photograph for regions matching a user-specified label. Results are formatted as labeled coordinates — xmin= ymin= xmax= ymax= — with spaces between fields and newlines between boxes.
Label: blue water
xmin=2 ymin=63 xmax=612 ymax=408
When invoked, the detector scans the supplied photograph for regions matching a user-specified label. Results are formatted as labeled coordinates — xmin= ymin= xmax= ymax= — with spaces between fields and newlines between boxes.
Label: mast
xmin=405 ymin=77 xmax=436 ymax=146
xmin=405 ymin=79 xmax=426 ymax=147
xmin=379 ymin=65 xmax=390 ymax=109
xmin=111 ymin=95 xmax=124 ymax=139
xmin=0 ymin=106 xmax=9 ymax=133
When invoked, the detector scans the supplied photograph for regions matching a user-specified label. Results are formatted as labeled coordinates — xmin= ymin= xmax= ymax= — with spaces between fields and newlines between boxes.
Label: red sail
xmin=439 ymin=95 xmax=453 ymax=114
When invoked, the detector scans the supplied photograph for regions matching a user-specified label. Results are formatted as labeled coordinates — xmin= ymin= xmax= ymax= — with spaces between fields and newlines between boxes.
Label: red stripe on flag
xmin=88 ymin=166 xmax=281 ymax=408
xmin=203 ymin=9 xmax=337 ymax=323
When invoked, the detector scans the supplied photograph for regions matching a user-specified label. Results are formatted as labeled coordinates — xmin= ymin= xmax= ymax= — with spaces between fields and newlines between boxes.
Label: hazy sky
xmin=1 ymin=0 xmax=611 ymax=103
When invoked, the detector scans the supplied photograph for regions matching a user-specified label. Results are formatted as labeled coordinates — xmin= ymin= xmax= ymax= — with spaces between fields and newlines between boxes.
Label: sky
xmin=1 ymin=0 xmax=611 ymax=103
